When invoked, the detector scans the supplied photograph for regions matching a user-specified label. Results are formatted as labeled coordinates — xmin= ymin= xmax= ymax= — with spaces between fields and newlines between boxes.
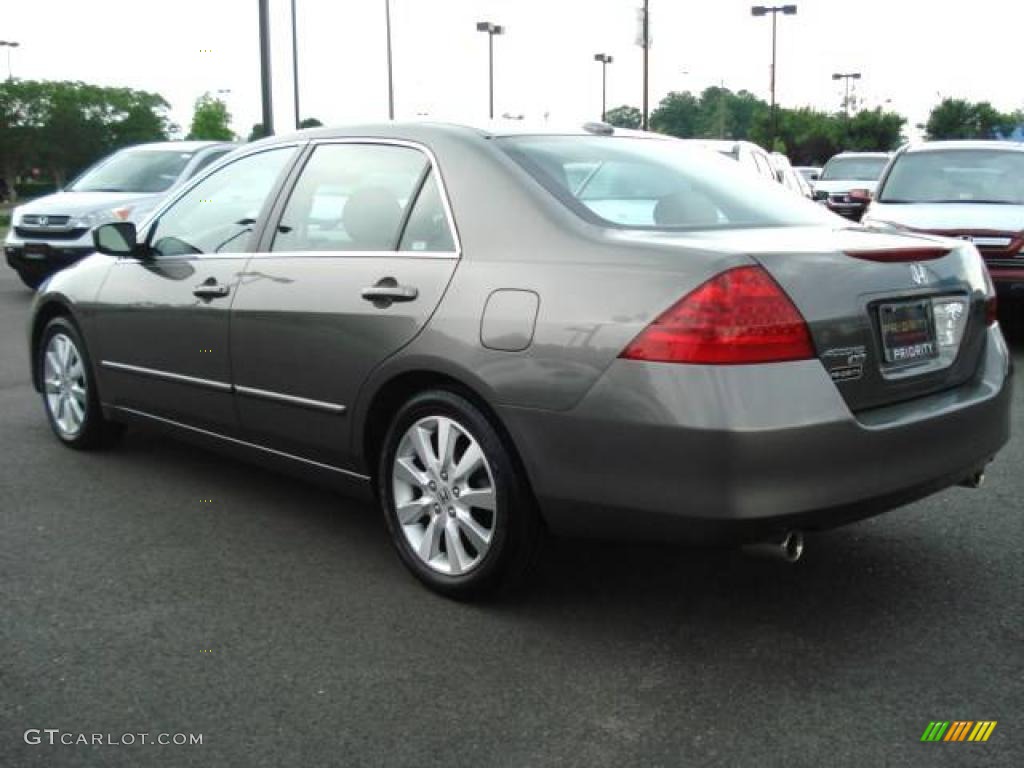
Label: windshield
xmin=69 ymin=149 xmax=195 ymax=193
xmin=878 ymin=149 xmax=1024 ymax=204
xmin=500 ymin=136 xmax=833 ymax=231
xmin=819 ymin=156 xmax=888 ymax=181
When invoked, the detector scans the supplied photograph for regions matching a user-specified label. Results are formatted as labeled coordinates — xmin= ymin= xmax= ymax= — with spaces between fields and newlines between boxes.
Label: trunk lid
xmin=678 ymin=226 xmax=992 ymax=412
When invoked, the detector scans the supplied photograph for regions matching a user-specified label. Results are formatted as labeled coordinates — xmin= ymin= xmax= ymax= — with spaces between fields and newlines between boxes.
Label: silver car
xmin=28 ymin=123 xmax=1011 ymax=597
xmin=813 ymin=151 xmax=891 ymax=219
xmin=862 ymin=141 xmax=1024 ymax=299
xmin=5 ymin=141 xmax=236 ymax=289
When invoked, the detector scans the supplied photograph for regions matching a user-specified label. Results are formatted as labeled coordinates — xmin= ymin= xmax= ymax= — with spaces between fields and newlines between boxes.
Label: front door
xmin=229 ymin=141 xmax=460 ymax=469
xmin=92 ymin=146 xmax=299 ymax=434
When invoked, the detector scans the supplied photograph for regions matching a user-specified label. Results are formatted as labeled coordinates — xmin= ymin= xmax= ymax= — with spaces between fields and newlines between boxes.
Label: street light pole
xmin=291 ymin=0 xmax=300 ymax=128
xmin=832 ymin=72 xmax=862 ymax=117
xmin=385 ymin=0 xmax=395 ymax=119
xmin=258 ymin=0 xmax=274 ymax=136
xmin=641 ymin=0 xmax=650 ymax=130
xmin=0 ymin=41 xmax=19 ymax=81
xmin=750 ymin=5 xmax=797 ymax=149
xmin=594 ymin=54 xmax=613 ymax=122
xmin=476 ymin=21 xmax=504 ymax=120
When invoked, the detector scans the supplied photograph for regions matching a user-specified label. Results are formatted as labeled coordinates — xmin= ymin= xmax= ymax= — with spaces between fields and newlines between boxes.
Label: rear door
xmin=229 ymin=140 xmax=460 ymax=469
xmin=92 ymin=145 xmax=299 ymax=434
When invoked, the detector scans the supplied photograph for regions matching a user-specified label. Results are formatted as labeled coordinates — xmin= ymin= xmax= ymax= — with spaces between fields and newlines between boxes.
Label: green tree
xmin=650 ymin=91 xmax=700 ymax=137
xmin=925 ymin=98 xmax=1015 ymax=140
xmin=247 ymin=123 xmax=268 ymax=142
xmin=844 ymin=108 xmax=906 ymax=152
xmin=0 ymin=79 xmax=174 ymax=190
xmin=298 ymin=117 xmax=323 ymax=129
xmin=604 ymin=105 xmax=642 ymax=130
xmin=187 ymin=93 xmax=233 ymax=141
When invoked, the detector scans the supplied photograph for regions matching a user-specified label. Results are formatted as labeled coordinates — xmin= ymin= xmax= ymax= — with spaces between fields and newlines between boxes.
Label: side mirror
xmin=93 ymin=222 xmax=140 ymax=257
xmin=848 ymin=188 xmax=873 ymax=203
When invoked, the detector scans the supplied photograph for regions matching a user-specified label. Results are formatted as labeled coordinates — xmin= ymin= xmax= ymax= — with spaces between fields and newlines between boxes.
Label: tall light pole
xmin=385 ymin=0 xmax=395 ymax=119
xmin=750 ymin=4 xmax=797 ymax=149
xmin=291 ymin=0 xmax=301 ymax=128
xmin=594 ymin=53 xmax=613 ymax=122
xmin=258 ymin=0 xmax=274 ymax=136
xmin=640 ymin=0 xmax=650 ymax=130
xmin=476 ymin=21 xmax=504 ymax=120
xmin=832 ymin=72 xmax=861 ymax=117
xmin=0 ymin=41 xmax=19 ymax=80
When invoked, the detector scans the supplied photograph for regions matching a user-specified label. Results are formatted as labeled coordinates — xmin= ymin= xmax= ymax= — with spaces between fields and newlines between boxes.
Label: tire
xmin=36 ymin=316 xmax=122 ymax=449
xmin=17 ymin=269 xmax=45 ymax=290
xmin=378 ymin=389 xmax=542 ymax=599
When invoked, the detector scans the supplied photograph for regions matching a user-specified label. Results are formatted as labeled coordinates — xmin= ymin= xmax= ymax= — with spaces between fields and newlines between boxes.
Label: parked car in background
xmin=4 ymin=141 xmax=237 ymax=289
xmin=28 ymin=122 xmax=1009 ymax=598
xmin=862 ymin=140 xmax=1024 ymax=299
xmin=813 ymin=151 xmax=891 ymax=220
xmin=684 ymin=139 xmax=778 ymax=183
xmin=795 ymin=166 xmax=822 ymax=183
xmin=770 ymin=153 xmax=813 ymax=198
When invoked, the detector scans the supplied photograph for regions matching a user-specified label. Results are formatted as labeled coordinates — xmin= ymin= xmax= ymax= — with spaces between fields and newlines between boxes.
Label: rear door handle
xmin=193 ymin=280 xmax=231 ymax=299
xmin=361 ymin=277 xmax=418 ymax=305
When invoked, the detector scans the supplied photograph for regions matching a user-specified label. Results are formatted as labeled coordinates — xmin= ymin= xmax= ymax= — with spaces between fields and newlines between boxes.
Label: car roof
xmin=901 ymin=140 xmax=1024 ymax=154
xmin=827 ymin=151 xmax=891 ymax=160
xmin=120 ymin=140 xmax=238 ymax=153
xmin=252 ymin=121 xmax=719 ymax=152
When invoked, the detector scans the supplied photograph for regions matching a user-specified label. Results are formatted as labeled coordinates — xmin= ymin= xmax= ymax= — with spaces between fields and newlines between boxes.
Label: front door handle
xmin=361 ymin=277 xmax=418 ymax=306
xmin=193 ymin=278 xmax=231 ymax=299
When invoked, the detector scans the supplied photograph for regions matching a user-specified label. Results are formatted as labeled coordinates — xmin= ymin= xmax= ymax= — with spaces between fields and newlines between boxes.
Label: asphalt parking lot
xmin=0 ymin=265 xmax=1021 ymax=768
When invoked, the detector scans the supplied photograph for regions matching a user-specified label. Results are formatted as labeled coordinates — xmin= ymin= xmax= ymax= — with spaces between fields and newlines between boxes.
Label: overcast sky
xmin=3 ymin=0 xmax=1021 ymax=140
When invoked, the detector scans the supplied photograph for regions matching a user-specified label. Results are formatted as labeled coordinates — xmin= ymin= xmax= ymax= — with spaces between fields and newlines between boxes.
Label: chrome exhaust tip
xmin=958 ymin=471 xmax=986 ymax=489
xmin=743 ymin=530 xmax=804 ymax=563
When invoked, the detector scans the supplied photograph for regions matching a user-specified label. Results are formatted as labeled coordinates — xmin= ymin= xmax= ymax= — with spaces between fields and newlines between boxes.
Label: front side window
xmin=187 ymin=149 xmax=233 ymax=179
xmin=69 ymin=150 xmax=196 ymax=194
xmin=501 ymin=136 xmax=833 ymax=231
xmin=150 ymin=147 xmax=295 ymax=257
xmin=878 ymin=149 xmax=1024 ymax=204
xmin=273 ymin=143 xmax=434 ymax=252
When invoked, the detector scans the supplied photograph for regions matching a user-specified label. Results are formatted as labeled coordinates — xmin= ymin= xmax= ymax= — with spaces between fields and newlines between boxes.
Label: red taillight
xmin=986 ymin=295 xmax=998 ymax=326
xmin=620 ymin=266 xmax=815 ymax=364
xmin=844 ymin=248 xmax=949 ymax=263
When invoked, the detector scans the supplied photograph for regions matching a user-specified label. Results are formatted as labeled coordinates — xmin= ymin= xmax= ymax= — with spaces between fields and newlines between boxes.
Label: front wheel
xmin=37 ymin=317 xmax=122 ymax=449
xmin=378 ymin=390 xmax=542 ymax=599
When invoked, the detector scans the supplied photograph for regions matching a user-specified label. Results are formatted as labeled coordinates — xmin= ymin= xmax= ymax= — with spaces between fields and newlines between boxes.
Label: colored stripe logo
xmin=921 ymin=721 xmax=997 ymax=742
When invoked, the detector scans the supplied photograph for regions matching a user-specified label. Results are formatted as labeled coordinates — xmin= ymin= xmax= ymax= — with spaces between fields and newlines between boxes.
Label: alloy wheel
xmin=391 ymin=415 xmax=497 ymax=576
xmin=43 ymin=332 xmax=88 ymax=438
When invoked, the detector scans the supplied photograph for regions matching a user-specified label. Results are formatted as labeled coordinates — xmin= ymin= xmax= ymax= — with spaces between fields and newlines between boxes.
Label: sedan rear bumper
xmin=500 ymin=325 xmax=1012 ymax=542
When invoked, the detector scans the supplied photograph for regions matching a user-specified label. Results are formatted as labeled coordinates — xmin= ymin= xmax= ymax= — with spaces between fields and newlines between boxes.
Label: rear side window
xmin=273 ymin=143 xmax=435 ymax=252
xmin=399 ymin=172 xmax=456 ymax=252
xmin=501 ymin=136 xmax=832 ymax=231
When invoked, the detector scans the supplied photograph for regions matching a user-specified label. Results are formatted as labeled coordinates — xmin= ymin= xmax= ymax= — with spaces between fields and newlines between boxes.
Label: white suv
xmin=5 ymin=141 xmax=236 ymax=288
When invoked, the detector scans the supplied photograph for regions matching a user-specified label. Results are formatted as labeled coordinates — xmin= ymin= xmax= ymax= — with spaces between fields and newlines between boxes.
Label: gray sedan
xmin=28 ymin=123 xmax=1012 ymax=597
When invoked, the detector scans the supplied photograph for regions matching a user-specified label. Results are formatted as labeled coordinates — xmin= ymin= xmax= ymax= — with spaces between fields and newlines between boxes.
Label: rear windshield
xmin=878 ymin=149 xmax=1024 ymax=204
xmin=69 ymin=150 xmax=195 ymax=193
xmin=819 ymin=156 xmax=888 ymax=181
xmin=500 ymin=136 xmax=833 ymax=231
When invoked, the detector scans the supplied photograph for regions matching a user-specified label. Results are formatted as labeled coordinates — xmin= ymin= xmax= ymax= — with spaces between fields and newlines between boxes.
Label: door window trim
xmin=254 ymin=138 xmax=462 ymax=260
